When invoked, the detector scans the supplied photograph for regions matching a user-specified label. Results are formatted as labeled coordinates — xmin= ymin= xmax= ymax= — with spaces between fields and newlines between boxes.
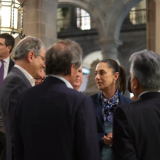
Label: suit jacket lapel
xmin=93 ymin=93 xmax=104 ymax=132
xmin=8 ymin=58 xmax=15 ymax=73
xmin=118 ymin=93 xmax=125 ymax=106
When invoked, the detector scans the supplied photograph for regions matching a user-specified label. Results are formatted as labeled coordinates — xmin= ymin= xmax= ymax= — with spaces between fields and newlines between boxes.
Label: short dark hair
xmin=100 ymin=59 xmax=126 ymax=94
xmin=0 ymin=33 xmax=15 ymax=53
xmin=46 ymin=39 xmax=82 ymax=75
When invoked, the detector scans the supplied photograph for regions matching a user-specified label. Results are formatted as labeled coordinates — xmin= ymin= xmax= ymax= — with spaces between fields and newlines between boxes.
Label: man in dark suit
xmin=0 ymin=36 xmax=46 ymax=160
xmin=113 ymin=50 xmax=160 ymax=160
xmin=0 ymin=33 xmax=15 ymax=88
xmin=14 ymin=39 xmax=100 ymax=160
xmin=0 ymin=33 xmax=15 ymax=160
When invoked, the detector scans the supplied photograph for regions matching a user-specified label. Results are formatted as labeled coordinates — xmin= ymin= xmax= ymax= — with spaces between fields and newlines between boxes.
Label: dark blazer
xmin=113 ymin=92 xmax=160 ymax=160
xmin=8 ymin=58 xmax=15 ymax=73
xmin=0 ymin=58 xmax=14 ymax=160
xmin=0 ymin=58 xmax=15 ymax=132
xmin=14 ymin=76 xmax=100 ymax=160
xmin=0 ymin=67 xmax=32 ymax=160
xmin=91 ymin=92 xmax=133 ymax=151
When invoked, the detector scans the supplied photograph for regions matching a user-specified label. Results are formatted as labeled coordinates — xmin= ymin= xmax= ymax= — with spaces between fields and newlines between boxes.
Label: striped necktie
xmin=0 ymin=60 xmax=4 ymax=89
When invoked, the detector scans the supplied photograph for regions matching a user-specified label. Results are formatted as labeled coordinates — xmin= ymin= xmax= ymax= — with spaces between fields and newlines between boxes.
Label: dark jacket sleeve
xmin=113 ymin=106 xmax=137 ymax=160
xmin=74 ymin=96 xmax=101 ymax=160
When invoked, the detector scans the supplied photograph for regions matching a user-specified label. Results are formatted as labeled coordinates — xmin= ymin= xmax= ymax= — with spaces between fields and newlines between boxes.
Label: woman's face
xmin=95 ymin=62 xmax=118 ymax=91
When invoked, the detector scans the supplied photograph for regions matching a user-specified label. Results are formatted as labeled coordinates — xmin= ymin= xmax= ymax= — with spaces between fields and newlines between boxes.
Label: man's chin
xmin=73 ymin=82 xmax=80 ymax=87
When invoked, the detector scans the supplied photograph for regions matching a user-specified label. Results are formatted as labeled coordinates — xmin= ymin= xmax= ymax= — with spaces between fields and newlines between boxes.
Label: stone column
xmin=84 ymin=60 xmax=100 ymax=95
xmin=22 ymin=0 xmax=58 ymax=49
xmin=155 ymin=0 xmax=160 ymax=54
xmin=146 ymin=0 xmax=155 ymax=52
xmin=96 ymin=39 xmax=122 ymax=61
xmin=65 ymin=6 xmax=79 ymax=32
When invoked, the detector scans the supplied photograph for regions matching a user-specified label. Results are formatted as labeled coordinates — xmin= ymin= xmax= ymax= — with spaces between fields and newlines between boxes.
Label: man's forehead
xmin=0 ymin=38 xmax=5 ymax=43
xmin=40 ymin=47 xmax=46 ymax=56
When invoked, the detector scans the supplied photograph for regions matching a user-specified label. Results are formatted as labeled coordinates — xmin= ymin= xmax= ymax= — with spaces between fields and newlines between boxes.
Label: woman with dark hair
xmin=91 ymin=59 xmax=133 ymax=160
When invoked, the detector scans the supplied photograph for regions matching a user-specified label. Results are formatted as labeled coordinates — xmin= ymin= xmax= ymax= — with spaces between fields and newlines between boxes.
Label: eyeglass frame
xmin=36 ymin=54 xmax=45 ymax=62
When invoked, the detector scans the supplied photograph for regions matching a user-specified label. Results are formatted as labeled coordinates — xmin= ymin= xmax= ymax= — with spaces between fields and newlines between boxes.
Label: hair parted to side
xmin=14 ymin=36 xmax=44 ymax=60
xmin=100 ymin=59 xmax=126 ymax=94
xmin=45 ymin=39 xmax=82 ymax=75
xmin=0 ymin=33 xmax=15 ymax=53
xmin=129 ymin=50 xmax=160 ymax=90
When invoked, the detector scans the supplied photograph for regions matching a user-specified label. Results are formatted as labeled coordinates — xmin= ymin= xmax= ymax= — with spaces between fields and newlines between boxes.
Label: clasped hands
xmin=102 ymin=132 xmax=113 ymax=145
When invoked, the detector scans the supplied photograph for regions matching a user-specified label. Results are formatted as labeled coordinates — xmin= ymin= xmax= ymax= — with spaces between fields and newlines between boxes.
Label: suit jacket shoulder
xmin=90 ymin=93 xmax=101 ymax=103
xmin=118 ymin=93 xmax=133 ymax=106
xmin=0 ymin=67 xmax=32 ymax=109
xmin=90 ymin=92 xmax=133 ymax=105
xmin=14 ymin=76 xmax=100 ymax=160
xmin=113 ymin=92 xmax=160 ymax=160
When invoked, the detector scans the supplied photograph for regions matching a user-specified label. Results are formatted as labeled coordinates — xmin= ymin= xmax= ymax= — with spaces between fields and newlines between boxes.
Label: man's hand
xmin=102 ymin=132 xmax=113 ymax=145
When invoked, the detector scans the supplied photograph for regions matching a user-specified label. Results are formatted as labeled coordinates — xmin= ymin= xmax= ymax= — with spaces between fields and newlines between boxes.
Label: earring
xmin=113 ymin=81 xmax=115 ymax=84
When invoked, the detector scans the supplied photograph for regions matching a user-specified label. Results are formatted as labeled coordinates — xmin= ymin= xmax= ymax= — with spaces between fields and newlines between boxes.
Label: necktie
xmin=0 ymin=60 xmax=4 ymax=89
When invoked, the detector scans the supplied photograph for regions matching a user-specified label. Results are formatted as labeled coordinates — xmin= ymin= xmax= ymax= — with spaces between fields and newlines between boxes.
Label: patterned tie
xmin=0 ymin=60 xmax=4 ymax=89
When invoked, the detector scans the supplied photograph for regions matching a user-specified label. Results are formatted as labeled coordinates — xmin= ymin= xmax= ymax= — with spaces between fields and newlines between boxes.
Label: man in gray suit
xmin=0 ymin=36 xmax=46 ymax=160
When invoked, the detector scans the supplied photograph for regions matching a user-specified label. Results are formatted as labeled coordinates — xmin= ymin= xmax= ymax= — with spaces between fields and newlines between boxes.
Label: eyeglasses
xmin=37 ymin=55 xmax=45 ymax=62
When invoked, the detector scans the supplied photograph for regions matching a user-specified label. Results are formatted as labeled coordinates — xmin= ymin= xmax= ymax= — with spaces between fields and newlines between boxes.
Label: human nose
xmin=95 ymin=73 xmax=100 ymax=79
xmin=77 ymin=72 xmax=80 ymax=77
xmin=42 ymin=61 xmax=46 ymax=68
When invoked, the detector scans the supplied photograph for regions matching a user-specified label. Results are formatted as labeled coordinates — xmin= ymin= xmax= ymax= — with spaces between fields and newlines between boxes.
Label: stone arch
xmin=105 ymin=0 xmax=142 ymax=41
xmin=82 ymin=50 xmax=102 ymax=69
xmin=58 ymin=0 xmax=106 ymax=40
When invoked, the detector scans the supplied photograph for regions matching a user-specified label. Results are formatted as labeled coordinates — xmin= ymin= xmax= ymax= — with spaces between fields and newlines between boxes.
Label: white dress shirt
xmin=14 ymin=64 xmax=35 ymax=86
xmin=138 ymin=90 xmax=160 ymax=99
xmin=0 ymin=56 xmax=10 ymax=79
xmin=49 ymin=75 xmax=73 ymax=89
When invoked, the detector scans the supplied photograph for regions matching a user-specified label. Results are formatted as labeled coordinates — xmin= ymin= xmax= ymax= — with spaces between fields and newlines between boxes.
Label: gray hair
xmin=14 ymin=36 xmax=44 ymax=60
xmin=129 ymin=50 xmax=160 ymax=90
xmin=46 ymin=39 xmax=82 ymax=75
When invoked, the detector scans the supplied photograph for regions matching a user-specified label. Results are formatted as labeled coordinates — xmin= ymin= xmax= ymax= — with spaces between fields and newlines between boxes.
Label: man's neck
xmin=58 ymin=74 xmax=71 ymax=83
xmin=15 ymin=60 xmax=33 ymax=77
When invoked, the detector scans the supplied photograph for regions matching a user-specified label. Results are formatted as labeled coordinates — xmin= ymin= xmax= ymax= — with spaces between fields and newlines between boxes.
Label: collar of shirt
xmin=138 ymin=90 xmax=160 ymax=99
xmin=1 ymin=56 xmax=10 ymax=79
xmin=49 ymin=75 xmax=73 ymax=89
xmin=14 ymin=64 xmax=35 ymax=86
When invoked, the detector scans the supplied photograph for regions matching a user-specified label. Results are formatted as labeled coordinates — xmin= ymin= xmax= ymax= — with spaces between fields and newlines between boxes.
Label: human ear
xmin=132 ymin=76 xmax=139 ymax=89
xmin=113 ymin=72 xmax=119 ymax=82
xmin=7 ymin=45 xmax=12 ymax=53
xmin=27 ymin=51 xmax=34 ymax=63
